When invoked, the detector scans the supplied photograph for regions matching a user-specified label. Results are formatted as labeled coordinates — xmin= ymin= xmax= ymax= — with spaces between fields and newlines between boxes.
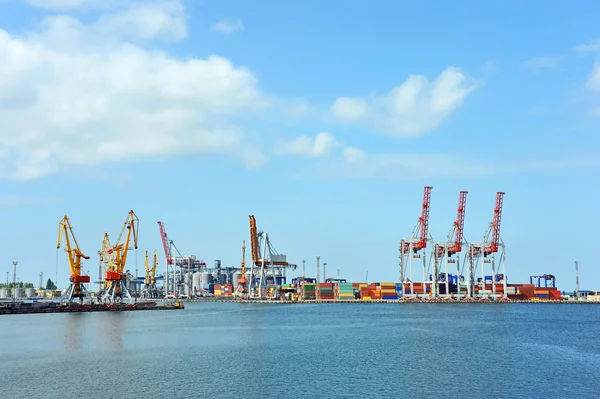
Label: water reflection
xmin=99 ymin=313 xmax=124 ymax=350
xmin=62 ymin=313 xmax=85 ymax=351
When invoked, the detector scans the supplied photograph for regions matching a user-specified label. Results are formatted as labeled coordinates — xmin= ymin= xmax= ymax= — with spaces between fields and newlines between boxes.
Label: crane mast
xmin=235 ymin=240 xmax=247 ymax=298
xmin=432 ymin=190 xmax=468 ymax=298
xmin=57 ymin=215 xmax=92 ymax=304
xmin=103 ymin=210 xmax=139 ymax=304
xmin=399 ymin=186 xmax=433 ymax=298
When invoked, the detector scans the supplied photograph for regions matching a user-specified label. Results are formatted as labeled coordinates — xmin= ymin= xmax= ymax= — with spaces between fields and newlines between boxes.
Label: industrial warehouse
xmin=0 ymin=186 xmax=586 ymax=313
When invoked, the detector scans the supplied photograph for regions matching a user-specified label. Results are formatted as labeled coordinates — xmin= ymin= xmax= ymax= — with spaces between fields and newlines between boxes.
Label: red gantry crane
xmin=157 ymin=221 xmax=205 ymax=298
xmin=157 ymin=221 xmax=174 ymax=297
xmin=432 ymin=191 xmax=468 ymax=298
xmin=57 ymin=215 xmax=91 ymax=304
xmin=467 ymin=192 xmax=506 ymax=299
xmin=399 ymin=186 xmax=433 ymax=298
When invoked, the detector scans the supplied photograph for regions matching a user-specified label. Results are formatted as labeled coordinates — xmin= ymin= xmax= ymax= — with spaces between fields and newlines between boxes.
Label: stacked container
xmin=318 ymin=283 xmax=335 ymax=300
xmin=515 ymin=284 xmax=535 ymax=299
xmin=404 ymin=282 xmax=429 ymax=295
xmin=358 ymin=283 xmax=369 ymax=300
xmin=366 ymin=284 xmax=381 ymax=300
xmin=214 ymin=284 xmax=223 ymax=296
xmin=534 ymin=287 xmax=561 ymax=300
xmin=302 ymin=283 xmax=316 ymax=300
xmin=337 ymin=283 xmax=355 ymax=300
xmin=380 ymin=282 xmax=397 ymax=300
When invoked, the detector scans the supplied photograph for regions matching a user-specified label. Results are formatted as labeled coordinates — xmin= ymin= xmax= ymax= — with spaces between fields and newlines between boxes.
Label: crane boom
xmin=484 ymin=192 xmax=505 ymax=255
xmin=157 ymin=221 xmax=173 ymax=265
xmin=249 ymin=215 xmax=260 ymax=265
xmin=57 ymin=215 xmax=90 ymax=283
xmin=448 ymin=190 xmax=468 ymax=254
xmin=416 ymin=186 xmax=432 ymax=249
xmin=151 ymin=250 xmax=157 ymax=285
xmin=144 ymin=251 xmax=150 ymax=285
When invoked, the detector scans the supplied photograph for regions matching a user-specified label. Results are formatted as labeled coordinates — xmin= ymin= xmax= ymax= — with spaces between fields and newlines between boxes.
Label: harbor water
xmin=1 ymin=302 xmax=599 ymax=398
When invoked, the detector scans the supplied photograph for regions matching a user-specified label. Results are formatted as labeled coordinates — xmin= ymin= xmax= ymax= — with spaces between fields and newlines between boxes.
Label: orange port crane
xmin=467 ymin=192 xmax=506 ymax=298
xmin=432 ymin=191 xmax=468 ymax=297
xmin=57 ymin=215 xmax=92 ymax=304
xmin=103 ymin=210 xmax=139 ymax=304
xmin=248 ymin=215 xmax=297 ymax=299
xmin=399 ymin=186 xmax=433 ymax=297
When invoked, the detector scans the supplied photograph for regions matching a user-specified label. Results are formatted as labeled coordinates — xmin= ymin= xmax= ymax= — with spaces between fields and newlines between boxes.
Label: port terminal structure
xmin=399 ymin=187 xmax=507 ymax=300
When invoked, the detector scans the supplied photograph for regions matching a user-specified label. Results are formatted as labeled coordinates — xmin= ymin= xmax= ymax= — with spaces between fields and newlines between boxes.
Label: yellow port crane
xmin=247 ymin=215 xmax=297 ymax=299
xmin=57 ymin=215 xmax=92 ymax=304
xmin=142 ymin=250 xmax=158 ymax=298
xmin=103 ymin=210 xmax=139 ymax=304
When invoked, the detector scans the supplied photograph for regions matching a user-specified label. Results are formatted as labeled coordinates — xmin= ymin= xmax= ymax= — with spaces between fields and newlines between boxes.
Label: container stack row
xmin=318 ymin=283 xmax=335 ymax=300
xmin=337 ymin=283 xmax=355 ymax=300
xmin=503 ymin=284 xmax=562 ymax=300
xmin=214 ymin=284 xmax=233 ymax=297
xmin=380 ymin=282 xmax=397 ymax=300
xmin=366 ymin=284 xmax=381 ymax=300
xmin=302 ymin=283 xmax=316 ymax=300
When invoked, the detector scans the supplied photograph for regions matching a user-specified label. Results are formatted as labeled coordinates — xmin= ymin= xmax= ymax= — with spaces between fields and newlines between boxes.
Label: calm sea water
xmin=1 ymin=302 xmax=599 ymax=398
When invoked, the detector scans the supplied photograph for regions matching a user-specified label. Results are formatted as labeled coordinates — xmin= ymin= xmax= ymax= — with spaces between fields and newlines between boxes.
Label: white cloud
xmin=276 ymin=132 xmax=341 ymax=157
xmin=211 ymin=19 xmax=244 ymax=35
xmin=522 ymin=56 xmax=563 ymax=69
xmin=318 ymin=153 xmax=496 ymax=180
xmin=586 ymin=62 xmax=600 ymax=92
xmin=574 ymin=40 xmax=600 ymax=53
xmin=0 ymin=2 xmax=269 ymax=180
xmin=27 ymin=0 xmax=98 ymax=9
xmin=330 ymin=67 xmax=480 ymax=137
xmin=342 ymin=147 xmax=366 ymax=163
xmin=332 ymin=97 xmax=368 ymax=123
xmin=0 ymin=194 xmax=55 ymax=206
xmin=94 ymin=1 xmax=188 ymax=41
xmin=313 ymin=150 xmax=600 ymax=180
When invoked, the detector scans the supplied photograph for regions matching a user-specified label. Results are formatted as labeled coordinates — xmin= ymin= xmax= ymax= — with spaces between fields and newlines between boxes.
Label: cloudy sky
xmin=0 ymin=0 xmax=598 ymax=289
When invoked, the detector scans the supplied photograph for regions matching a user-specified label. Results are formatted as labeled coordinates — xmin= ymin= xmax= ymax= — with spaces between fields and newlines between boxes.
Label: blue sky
xmin=0 ymin=0 xmax=599 ymax=291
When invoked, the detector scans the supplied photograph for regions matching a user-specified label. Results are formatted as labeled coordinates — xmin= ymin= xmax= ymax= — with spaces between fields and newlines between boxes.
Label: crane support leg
xmin=61 ymin=282 xmax=92 ymax=305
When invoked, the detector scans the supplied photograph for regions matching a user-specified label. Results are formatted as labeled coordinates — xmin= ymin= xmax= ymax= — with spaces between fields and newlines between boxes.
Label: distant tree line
xmin=0 ymin=282 xmax=35 ymax=289
xmin=0 ymin=279 xmax=58 ymax=290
